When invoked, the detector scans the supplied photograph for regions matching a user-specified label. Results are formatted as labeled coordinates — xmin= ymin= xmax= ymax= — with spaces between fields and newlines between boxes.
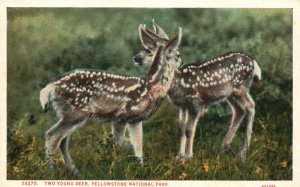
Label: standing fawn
xmin=39 ymin=25 xmax=182 ymax=175
xmin=132 ymin=21 xmax=261 ymax=162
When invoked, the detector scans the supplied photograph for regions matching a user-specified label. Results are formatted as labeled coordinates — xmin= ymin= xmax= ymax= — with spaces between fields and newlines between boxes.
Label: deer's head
xmin=133 ymin=21 xmax=183 ymax=67
xmin=137 ymin=24 xmax=182 ymax=93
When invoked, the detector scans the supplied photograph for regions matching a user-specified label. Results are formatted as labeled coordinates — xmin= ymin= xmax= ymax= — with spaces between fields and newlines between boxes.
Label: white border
xmin=1 ymin=0 xmax=299 ymax=187
xmin=1 ymin=0 xmax=299 ymax=8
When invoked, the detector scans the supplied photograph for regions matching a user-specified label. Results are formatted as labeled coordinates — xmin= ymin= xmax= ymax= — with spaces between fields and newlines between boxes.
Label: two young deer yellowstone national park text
xmin=132 ymin=21 xmax=261 ymax=162
xmin=40 ymin=25 xmax=182 ymax=175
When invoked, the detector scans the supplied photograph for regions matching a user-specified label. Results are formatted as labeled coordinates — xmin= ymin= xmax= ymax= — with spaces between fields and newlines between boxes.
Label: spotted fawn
xmin=39 ymin=25 xmax=183 ymax=175
xmin=132 ymin=21 xmax=261 ymax=162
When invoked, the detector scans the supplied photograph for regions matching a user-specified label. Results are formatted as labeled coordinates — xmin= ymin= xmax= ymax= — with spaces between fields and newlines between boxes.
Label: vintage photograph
xmin=6 ymin=6 xmax=293 ymax=183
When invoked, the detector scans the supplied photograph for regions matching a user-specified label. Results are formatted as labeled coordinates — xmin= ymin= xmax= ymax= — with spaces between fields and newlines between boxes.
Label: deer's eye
xmin=145 ymin=49 xmax=153 ymax=55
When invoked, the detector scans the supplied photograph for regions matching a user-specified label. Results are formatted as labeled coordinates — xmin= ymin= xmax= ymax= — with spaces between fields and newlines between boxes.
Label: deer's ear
xmin=139 ymin=25 xmax=157 ymax=49
xmin=166 ymin=27 xmax=182 ymax=51
xmin=152 ymin=19 xmax=157 ymax=33
xmin=152 ymin=19 xmax=169 ymax=40
xmin=145 ymin=27 xmax=161 ymax=39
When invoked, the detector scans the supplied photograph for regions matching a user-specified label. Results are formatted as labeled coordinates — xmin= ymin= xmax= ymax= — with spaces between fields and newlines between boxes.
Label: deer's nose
xmin=132 ymin=56 xmax=137 ymax=62
xmin=133 ymin=56 xmax=142 ymax=65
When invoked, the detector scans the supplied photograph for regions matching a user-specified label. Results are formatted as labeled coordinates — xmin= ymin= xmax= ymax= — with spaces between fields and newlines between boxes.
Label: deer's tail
xmin=253 ymin=60 xmax=261 ymax=83
xmin=39 ymin=83 xmax=55 ymax=111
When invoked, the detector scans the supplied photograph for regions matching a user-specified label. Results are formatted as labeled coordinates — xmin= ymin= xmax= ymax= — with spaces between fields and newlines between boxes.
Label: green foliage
xmin=7 ymin=105 xmax=292 ymax=180
xmin=7 ymin=8 xmax=292 ymax=180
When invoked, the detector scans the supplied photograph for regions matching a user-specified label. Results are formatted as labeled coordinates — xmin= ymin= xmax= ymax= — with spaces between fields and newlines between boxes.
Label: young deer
xmin=132 ymin=21 xmax=261 ymax=162
xmin=39 ymin=25 xmax=182 ymax=175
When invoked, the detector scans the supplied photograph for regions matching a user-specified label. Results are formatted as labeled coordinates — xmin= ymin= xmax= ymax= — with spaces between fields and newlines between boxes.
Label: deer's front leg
xmin=184 ymin=111 xmax=199 ymax=160
xmin=128 ymin=122 xmax=143 ymax=163
xmin=177 ymin=108 xmax=187 ymax=159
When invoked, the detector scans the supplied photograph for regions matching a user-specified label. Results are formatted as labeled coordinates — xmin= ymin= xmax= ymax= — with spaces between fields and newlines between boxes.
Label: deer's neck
xmin=146 ymin=46 xmax=176 ymax=99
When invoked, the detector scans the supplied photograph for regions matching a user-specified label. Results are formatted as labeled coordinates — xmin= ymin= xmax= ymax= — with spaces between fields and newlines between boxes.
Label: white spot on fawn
xmin=125 ymin=84 xmax=141 ymax=92
xmin=140 ymin=88 xmax=147 ymax=97
xmin=131 ymin=106 xmax=139 ymax=111
xmin=237 ymin=57 xmax=242 ymax=63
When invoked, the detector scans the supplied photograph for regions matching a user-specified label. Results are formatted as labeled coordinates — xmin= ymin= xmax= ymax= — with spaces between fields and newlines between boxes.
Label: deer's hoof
xmin=135 ymin=157 xmax=144 ymax=164
xmin=176 ymin=155 xmax=184 ymax=161
xmin=72 ymin=168 xmax=81 ymax=178
xmin=68 ymin=165 xmax=81 ymax=177
xmin=176 ymin=155 xmax=192 ymax=162
xmin=220 ymin=144 xmax=232 ymax=153
xmin=237 ymin=149 xmax=247 ymax=163
xmin=184 ymin=154 xmax=193 ymax=160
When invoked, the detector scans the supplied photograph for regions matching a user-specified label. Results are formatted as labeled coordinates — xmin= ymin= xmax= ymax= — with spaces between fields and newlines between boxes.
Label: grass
xmin=7 ymin=100 xmax=292 ymax=180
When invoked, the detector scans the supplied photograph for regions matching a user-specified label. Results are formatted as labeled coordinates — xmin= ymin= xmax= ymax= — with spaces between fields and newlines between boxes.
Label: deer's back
xmin=48 ymin=69 xmax=167 ymax=123
xmin=169 ymin=52 xmax=255 ymax=106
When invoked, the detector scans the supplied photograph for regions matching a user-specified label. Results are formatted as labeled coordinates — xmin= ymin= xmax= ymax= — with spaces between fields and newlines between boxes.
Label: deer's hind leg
xmin=184 ymin=106 xmax=207 ymax=160
xmin=111 ymin=122 xmax=127 ymax=146
xmin=220 ymin=88 xmax=255 ymax=162
xmin=59 ymin=136 xmax=79 ymax=175
xmin=184 ymin=107 xmax=203 ymax=160
xmin=238 ymin=92 xmax=255 ymax=162
xmin=45 ymin=116 xmax=87 ymax=176
xmin=45 ymin=119 xmax=64 ymax=164
xmin=220 ymin=89 xmax=247 ymax=153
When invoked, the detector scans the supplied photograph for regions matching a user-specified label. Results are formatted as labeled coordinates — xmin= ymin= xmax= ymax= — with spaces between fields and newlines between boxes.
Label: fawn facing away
xmin=39 ymin=25 xmax=183 ymax=176
xmin=132 ymin=21 xmax=261 ymax=162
